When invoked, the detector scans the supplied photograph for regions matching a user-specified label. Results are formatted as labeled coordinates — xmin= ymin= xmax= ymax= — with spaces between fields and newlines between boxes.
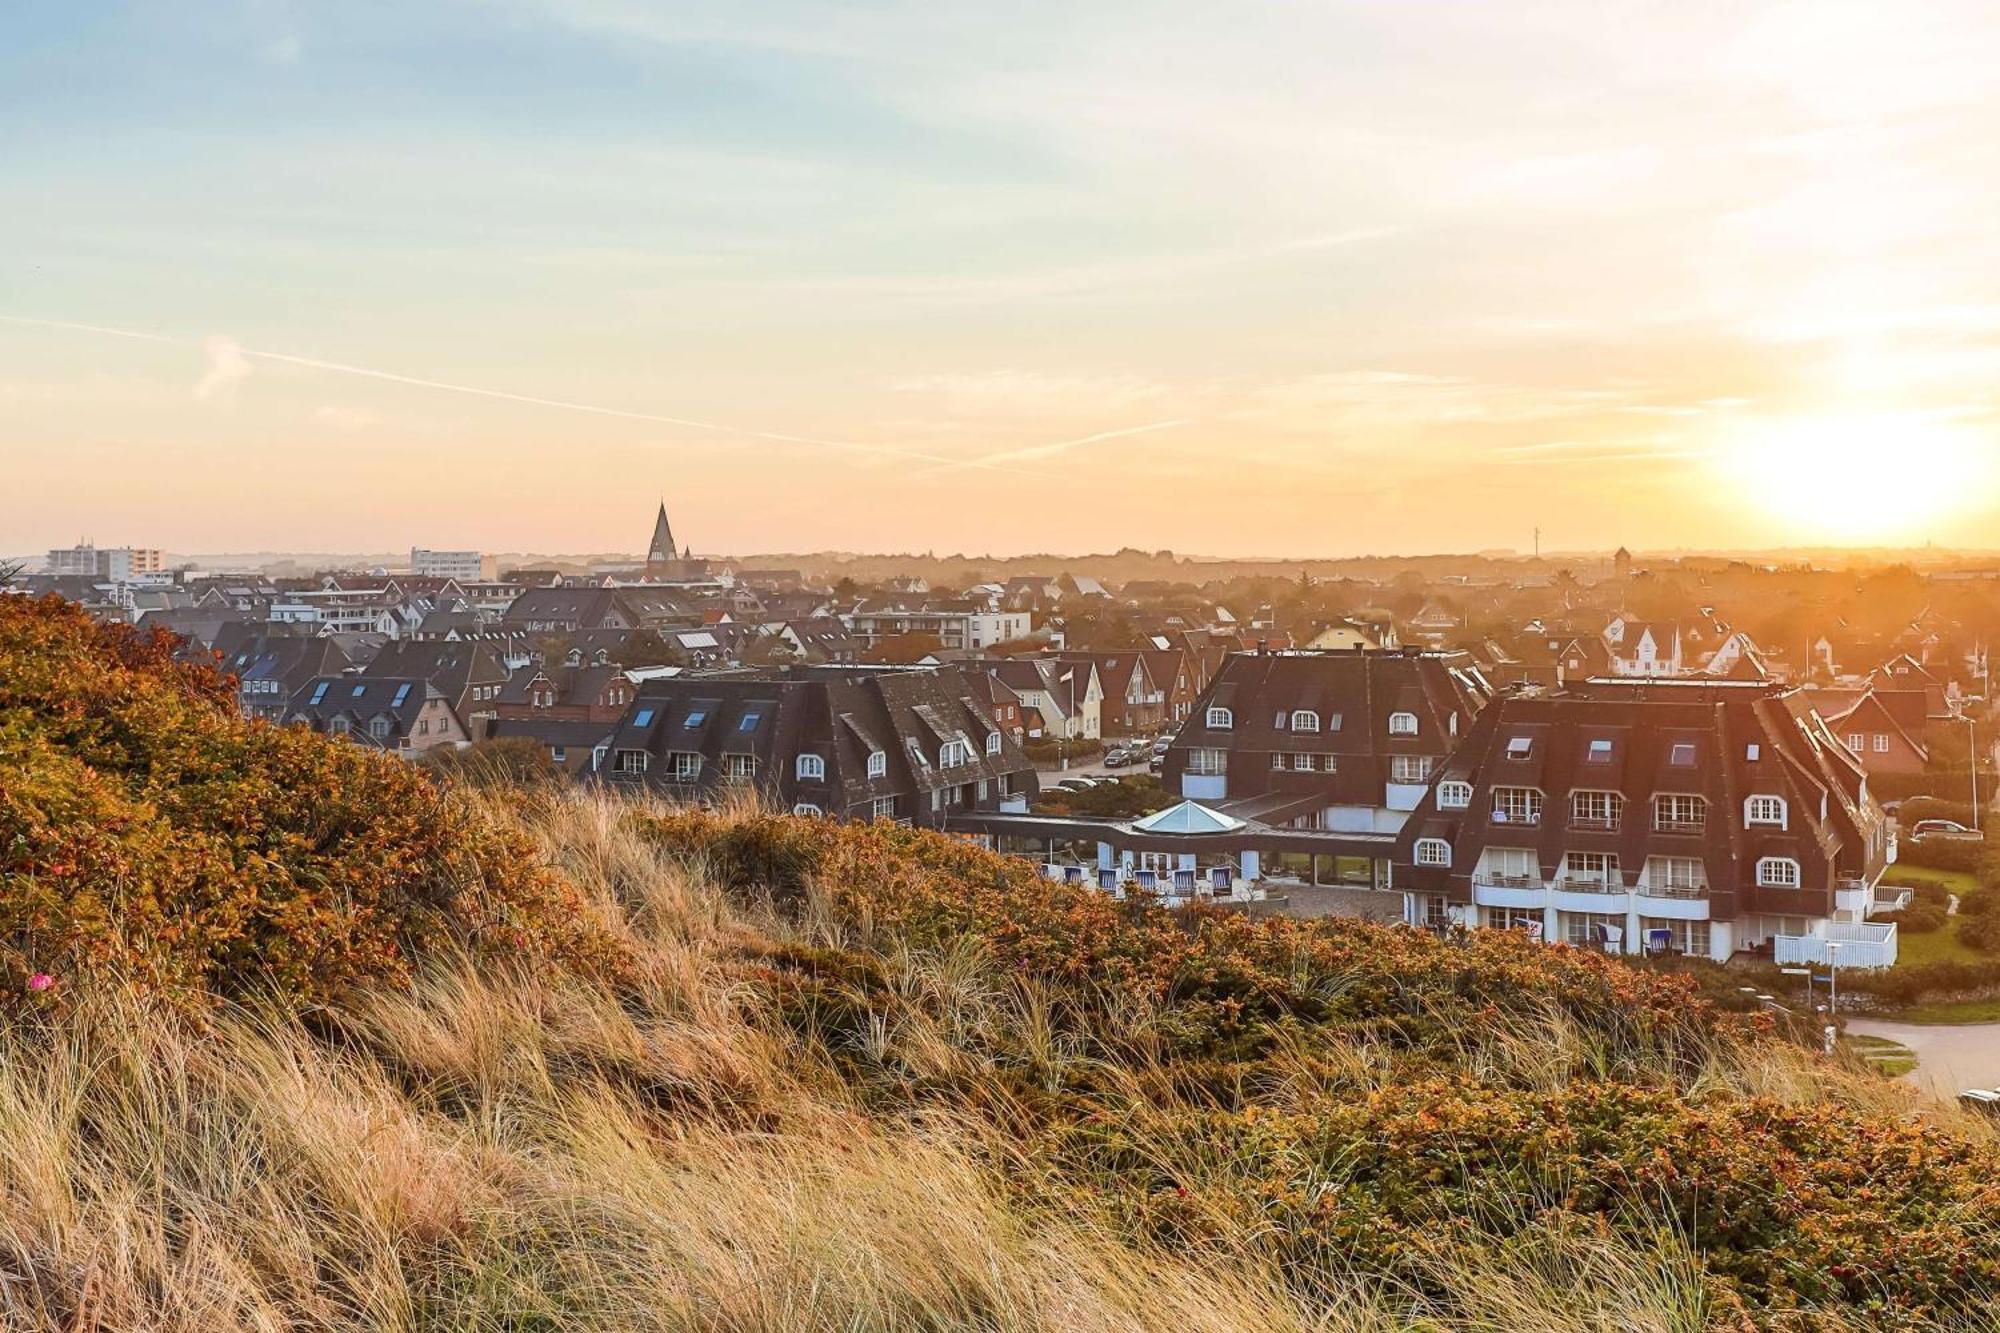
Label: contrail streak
xmin=0 ymin=314 xmax=1051 ymax=476
xmin=912 ymin=417 xmax=1192 ymax=478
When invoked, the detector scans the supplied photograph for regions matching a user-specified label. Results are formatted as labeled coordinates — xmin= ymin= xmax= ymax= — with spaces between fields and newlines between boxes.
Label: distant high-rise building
xmin=45 ymin=543 xmax=163 ymax=581
xmin=410 ymin=548 xmax=488 ymax=581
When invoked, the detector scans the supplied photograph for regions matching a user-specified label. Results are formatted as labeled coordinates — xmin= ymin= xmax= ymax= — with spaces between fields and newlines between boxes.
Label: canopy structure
xmin=1130 ymin=800 xmax=1246 ymax=836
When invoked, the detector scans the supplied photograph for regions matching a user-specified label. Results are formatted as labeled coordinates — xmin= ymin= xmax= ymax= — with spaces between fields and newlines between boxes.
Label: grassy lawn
xmin=1894 ymin=927 xmax=1989 ymax=968
xmin=1847 ymin=1033 xmax=1919 ymax=1077
xmin=1888 ymin=997 xmax=2000 ymax=1025
xmin=1882 ymin=866 xmax=1981 ymax=898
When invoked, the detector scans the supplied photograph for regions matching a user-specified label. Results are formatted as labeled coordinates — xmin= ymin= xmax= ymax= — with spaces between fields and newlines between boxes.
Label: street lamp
xmin=1970 ymin=716 xmax=1981 ymax=832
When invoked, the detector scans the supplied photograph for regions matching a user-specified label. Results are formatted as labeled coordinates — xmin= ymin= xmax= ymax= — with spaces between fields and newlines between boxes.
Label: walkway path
xmin=1846 ymin=1018 xmax=2000 ymax=1097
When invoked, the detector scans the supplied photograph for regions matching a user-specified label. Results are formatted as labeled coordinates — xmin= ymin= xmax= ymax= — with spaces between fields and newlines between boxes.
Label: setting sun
xmin=1714 ymin=413 xmax=1993 ymax=543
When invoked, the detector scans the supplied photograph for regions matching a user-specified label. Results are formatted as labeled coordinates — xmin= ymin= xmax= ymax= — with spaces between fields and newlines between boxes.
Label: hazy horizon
xmin=12 ymin=2 xmax=2000 ymax=556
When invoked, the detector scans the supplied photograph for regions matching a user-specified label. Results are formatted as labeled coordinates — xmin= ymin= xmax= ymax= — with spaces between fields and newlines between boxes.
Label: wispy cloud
xmin=193 ymin=336 xmax=252 ymax=402
xmin=0 ymin=315 xmax=1048 ymax=477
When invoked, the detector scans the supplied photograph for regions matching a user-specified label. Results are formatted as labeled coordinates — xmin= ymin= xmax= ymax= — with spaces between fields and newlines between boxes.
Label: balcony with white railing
xmin=1472 ymin=871 xmax=1547 ymax=909
xmin=1773 ymin=920 xmax=1898 ymax=970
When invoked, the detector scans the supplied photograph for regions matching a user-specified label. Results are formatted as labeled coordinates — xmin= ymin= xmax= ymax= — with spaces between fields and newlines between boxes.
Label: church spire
xmin=647 ymin=500 xmax=678 ymax=565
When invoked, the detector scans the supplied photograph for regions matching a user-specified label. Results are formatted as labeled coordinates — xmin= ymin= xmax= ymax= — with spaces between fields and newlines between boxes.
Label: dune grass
xmin=3 ymin=786 xmax=1998 ymax=1331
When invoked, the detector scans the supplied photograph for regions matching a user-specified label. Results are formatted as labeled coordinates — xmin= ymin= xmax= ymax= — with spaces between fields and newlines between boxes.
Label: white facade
xmin=46 ymin=545 xmax=163 ymax=581
xmin=411 ymin=548 xmax=487 ymax=581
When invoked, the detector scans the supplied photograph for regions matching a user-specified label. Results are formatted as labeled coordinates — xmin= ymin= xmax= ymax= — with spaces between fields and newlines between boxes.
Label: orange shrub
xmin=0 ymin=596 xmax=614 ymax=1006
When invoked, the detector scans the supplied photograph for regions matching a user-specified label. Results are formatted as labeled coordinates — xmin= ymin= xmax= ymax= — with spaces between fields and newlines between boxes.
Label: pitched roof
xmin=1131 ymin=801 xmax=1244 ymax=835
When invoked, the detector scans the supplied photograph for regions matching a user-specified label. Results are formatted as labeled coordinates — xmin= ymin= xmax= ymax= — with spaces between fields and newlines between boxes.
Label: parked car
xmin=1911 ymin=819 xmax=1983 ymax=842
xmin=1151 ymin=737 xmax=1172 ymax=756
xmin=1103 ymin=748 xmax=1133 ymax=768
xmin=1147 ymin=755 xmax=1163 ymax=775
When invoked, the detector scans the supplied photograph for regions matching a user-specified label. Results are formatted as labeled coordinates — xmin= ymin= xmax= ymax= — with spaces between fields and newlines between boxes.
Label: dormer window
xmin=1438 ymin=781 xmax=1473 ymax=809
xmin=1414 ymin=838 xmax=1452 ymax=868
xmin=867 ymin=750 xmax=887 ymax=779
xmin=1745 ymin=795 xmax=1787 ymax=828
xmin=1388 ymin=712 xmax=1419 ymax=736
xmin=1291 ymin=710 xmax=1321 ymax=732
xmin=985 ymin=730 xmax=1002 ymax=756
xmin=796 ymin=753 xmax=825 ymax=781
xmin=1756 ymin=857 xmax=1801 ymax=888
xmin=1206 ymin=706 xmax=1234 ymax=730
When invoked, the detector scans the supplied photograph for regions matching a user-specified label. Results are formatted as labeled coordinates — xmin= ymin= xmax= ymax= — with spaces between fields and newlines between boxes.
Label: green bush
xmin=1895 ymin=837 xmax=1992 ymax=876
xmin=1897 ymin=795 xmax=1981 ymax=827
xmin=1878 ymin=902 xmax=1948 ymax=934
xmin=1959 ymin=910 xmax=2000 ymax=954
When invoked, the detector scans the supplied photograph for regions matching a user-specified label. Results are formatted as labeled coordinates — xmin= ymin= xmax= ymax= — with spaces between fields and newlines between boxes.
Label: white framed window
xmin=796 ymin=753 xmax=825 ymax=780
xmin=722 ymin=753 xmax=757 ymax=779
xmin=1756 ymin=857 xmax=1801 ymax=888
xmin=1291 ymin=709 xmax=1321 ymax=732
xmin=1571 ymin=790 xmax=1624 ymax=829
xmin=939 ymin=738 xmax=973 ymax=767
xmin=1206 ymin=706 xmax=1233 ymax=729
xmin=668 ymin=751 xmax=701 ymax=780
xmin=1654 ymin=793 xmax=1707 ymax=831
xmin=1187 ymin=747 xmax=1228 ymax=776
xmin=870 ymin=795 xmax=897 ymax=819
xmin=1390 ymin=754 xmax=1433 ymax=783
xmin=1437 ymin=780 xmax=1473 ymax=809
xmin=1388 ymin=711 xmax=1419 ymax=736
xmin=368 ymin=717 xmax=392 ymax=739
xmin=614 ymin=749 xmax=650 ymax=775
xmin=1846 ymin=733 xmax=1864 ymax=753
xmin=1483 ymin=846 xmax=1538 ymax=884
xmin=1562 ymin=851 xmax=1617 ymax=888
xmin=1506 ymin=735 xmax=1533 ymax=760
xmin=985 ymin=731 xmax=1002 ymax=756
xmin=1873 ymin=734 xmax=1890 ymax=754
xmin=1414 ymin=838 xmax=1452 ymax=867
xmin=866 ymin=750 xmax=887 ymax=779
xmin=1291 ymin=753 xmax=1317 ymax=772
xmin=1646 ymin=856 xmax=1706 ymax=896
xmin=1491 ymin=786 xmax=1543 ymax=825
xmin=1746 ymin=743 xmax=1761 ymax=761
xmin=1745 ymin=795 xmax=1787 ymax=828
xmin=1271 ymin=752 xmax=1287 ymax=771
xmin=792 ymin=803 xmax=823 ymax=817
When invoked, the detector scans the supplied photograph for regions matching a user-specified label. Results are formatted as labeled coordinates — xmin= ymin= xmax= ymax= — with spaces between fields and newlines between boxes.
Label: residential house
xmin=286 ymin=676 xmax=469 ymax=755
xmin=986 ymin=658 xmax=1103 ymax=742
xmin=593 ymin=663 xmax=1038 ymax=826
xmin=1055 ymin=651 xmax=1165 ymax=737
xmin=1164 ymin=648 xmax=1492 ymax=833
xmin=362 ymin=640 xmax=513 ymax=739
xmin=1604 ymin=619 xmax=1683 ymax=677
xmin=1395 ymin=678 xmax=1897 ymax=967
xmin=215 ymin=633 xmax=351 ymax=722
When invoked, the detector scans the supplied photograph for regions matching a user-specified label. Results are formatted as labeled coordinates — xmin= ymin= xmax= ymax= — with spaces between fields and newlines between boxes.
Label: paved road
xmin=1846 ymin=1018 xmax=2000 ymax=1097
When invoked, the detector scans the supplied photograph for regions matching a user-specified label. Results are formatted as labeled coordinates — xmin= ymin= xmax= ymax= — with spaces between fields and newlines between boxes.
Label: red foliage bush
xmin=0 ymin=596 xmax=614 ymax=1006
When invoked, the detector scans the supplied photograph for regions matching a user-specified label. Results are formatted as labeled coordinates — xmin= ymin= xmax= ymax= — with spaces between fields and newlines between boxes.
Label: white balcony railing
xmin=1773 ymin=921 xmax=1898 ymax=970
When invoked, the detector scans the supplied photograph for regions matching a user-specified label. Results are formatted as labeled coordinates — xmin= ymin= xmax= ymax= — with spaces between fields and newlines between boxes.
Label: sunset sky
xmin=9 ymin=1 xmax=2000 ymax=559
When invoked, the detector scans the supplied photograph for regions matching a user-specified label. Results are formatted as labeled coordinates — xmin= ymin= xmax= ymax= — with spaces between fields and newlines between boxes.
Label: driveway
xmin=1845 ymin=1018 xmax=2000 ymax=1097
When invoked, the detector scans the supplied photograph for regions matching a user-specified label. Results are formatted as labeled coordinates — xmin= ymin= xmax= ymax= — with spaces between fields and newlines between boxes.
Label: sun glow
xmin=1714 ymin=412 xmax=1993 ymax=543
